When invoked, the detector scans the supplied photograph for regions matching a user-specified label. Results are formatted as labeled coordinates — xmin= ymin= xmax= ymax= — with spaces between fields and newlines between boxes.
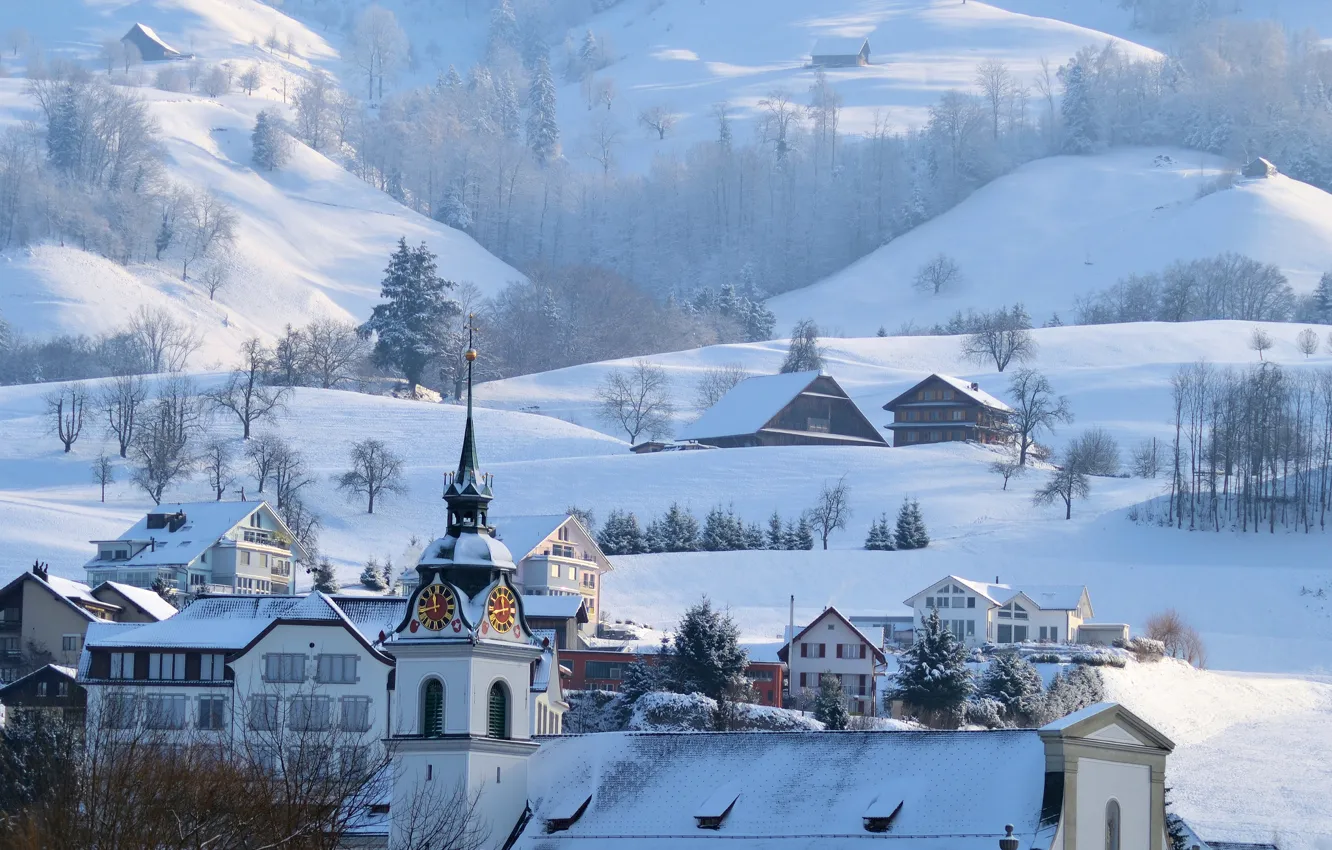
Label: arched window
xmin=487 ymin=682 xmax=509 ymax=739
xmin=422 ymin=679 xmax=444 ymax=738
xmin=1105 ymin=799 xmax=1121 ymax=850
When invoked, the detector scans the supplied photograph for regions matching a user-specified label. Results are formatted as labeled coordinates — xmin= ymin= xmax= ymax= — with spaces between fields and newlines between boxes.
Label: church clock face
xmin=486 ymin=586 xmax=517 ymax=634
xmin=416 ymin=584 xmax=456 ymax=631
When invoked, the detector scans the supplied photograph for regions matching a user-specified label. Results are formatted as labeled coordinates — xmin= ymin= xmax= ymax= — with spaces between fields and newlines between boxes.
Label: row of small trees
xmin=863 ymin=499 xmax=930 ymax=550
xmin=597 ymin=505 xmax=815 ymax=555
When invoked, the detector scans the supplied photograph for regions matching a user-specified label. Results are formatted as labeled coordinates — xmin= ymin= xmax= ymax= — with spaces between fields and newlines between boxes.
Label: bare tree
xmin=1146 ymin=609 xmax=1206 ymax=668
xmin=638 ymin=105 xmax=677 ymax=140
xmin=1130 ymin=437 xmax=1162 ymax=478
xmin=1069 ymin=426 xmax=1120 ymax=476
xmin=988 ymin=445 xmax=1026 ymax=490
xmin=239 ymin=64 xmax=263 ymax=95
xmin=596 ymin=360 xmax=675 ymax=443
xmin=1032 ymin=450 xmax=1091 ymax=519
xmin=45 ymin=382 xmax=88 ymax=452
xmin=596 ymin=77 xmax=617 ymax=111
xmin=200 ymin=261 xmax=230 ymax=300
xmin=694 ymin=363 xmax=749 ymax=412
xmin=201 ymin=64 xmax=231 ymax=97
xmin=209 ymin=338 xmax=291 ymax=439
xmin=758 ymin=89 xmax=801 ymax=161
xmin=127 ymin=306 xmax=202 ymax=373
xmin=1248 ymin=326 xmax=1273 ymax=361
xmin=175 ymin=188 xmax=238 ymax=281
xmin=583 ymin=112 xmax=621 ymax=177
xmin=244 ymin=432 xmax=284 ymax=493
xmin=350 ymin=5 xmax=408 ymax=101
xmin=1007 ymin=368 xmax=1073 ymax=465
xmin=1296 ymin=327 xmax=1319 ymax=358
xmin=809 ymin=475 xmax=851 ymax=550
xmin=913 ymin=254 xmax=962 ymax=295
xmin=337 ymin=438 xmax=405 ymax=513
xmin=974 ymin=58 xmax=1015 ymax=139
xmin=272 ymin=442 xmax=313 ymax=510
xmin=960 ymin=307 xmax=1036 ymax=372
xmin=129 ymin=378 xmax=201 ymax=505
xmin=201 ymin=437 xmax=236 ymax=500
xmin=304 ymin=317 xmax=368 ymax=389
xmin=6 ymin=28 xmax=30 ymax=58
xmin=91 ymin=454 xmax=115 ymax=502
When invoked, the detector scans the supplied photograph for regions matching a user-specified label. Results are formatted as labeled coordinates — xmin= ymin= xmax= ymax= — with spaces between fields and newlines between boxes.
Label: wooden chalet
xmin=678 ymin=371 xmax=887 ymax=449
xmin=882 ymin=373 xmax=1012 ymax=447
xmin=811 ymin=36 xmax=871 ymax=67
xmin=121 ymin=23 xmax=184 ymax=62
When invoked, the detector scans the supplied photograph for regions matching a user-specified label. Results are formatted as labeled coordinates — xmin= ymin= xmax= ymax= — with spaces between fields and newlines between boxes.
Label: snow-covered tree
xmin=1314 ymin=273 xmax=1332 ymax=324
xmin=310 ymin=556 xmax=338 ymax=594
xmin=980 ymin=652 xmax=1043 ymax=723
xmin=251 ymin=109 xmax=291 ymax=171
xmin=655 ymin=503 xmax=700 ymax=552
xmin=793 ymin=515 xmax=815 ymax=550
xmin=781 ymin=319 xmax=824 ymax=373
xmin=438 ymin=183 xmax=473 ymax=231
xmin=487 ymin=0 xmax=520 ymax=59
xmin=526 ymin=55 xmax=560 ymax=165
xmin=597 ymin=509 xmax=646 ymax=555
xmin=359 ymin=238 xmax=459 ymax=392
xmin=766 ymin=511 xmax=785 ymax=549
xmin=893 ymin=498 xmax=929 ymax=550
xmin=814 ymin=673 xmax=849 ymax=730
xmin=359 ymin=557 xmax=387 ymax=591
xmin=1035 ymin=665 xmax=1105 ymax=725
xmin=864 ymin=513 xmax=897 ymax=550
xmin=1059 ymin=60 xmax=1096 ymax=154
xmin=670 ymin=597 xmax=747 ymax=700
xmin=890 ymin=608 xmax=973 ymax=724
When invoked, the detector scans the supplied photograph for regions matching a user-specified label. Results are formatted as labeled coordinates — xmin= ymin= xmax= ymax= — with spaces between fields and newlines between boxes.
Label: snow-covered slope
xmin=0 ymin=1 xmax=521 ymax=363
xmin=765 ymin=148 xmax=1332 ymax=336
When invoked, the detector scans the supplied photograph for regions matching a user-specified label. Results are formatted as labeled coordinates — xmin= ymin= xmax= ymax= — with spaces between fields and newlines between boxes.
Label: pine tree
xmin=438 ymin=184 xmax=473 ymax=230
xmin=894 ymin=498 xmax=929 ymax=550
xmin=496 ymin=72 xmax=521 ymax=140
xmin=620 ymin=655 xmax=660 ymax=703
xmin=150 ymin=575 xmax=175 ymax=602
xmin=1060 ymin=60 xmax=1096 ymax=154
xmin=441 ymin=64 xmax=463 ymax=91
xmin=1315 ymin=272 xmax=1332 ymax=323
xmin=597 ymin=509 xmax=646 ymax=555
xmin=359 ymin=238 xmax=460 ymax=392
xmin=907 ymin=499 xmax=930 ymax=548
xmin=794 ymin=515 xmax=815 ymax=550
xmin=47 ymin=85 xmax=80 ymax=177
xmin=487 ymin=0 xmax=520 ymax=58
xmin=980 ymin=652 xmax=1043 ymax=723
xmin=578 ymin=29 xmax=599 ymax=73
xmin=310 ymin=556 xmax=338 ymax=594
xmin=814 ymin=673 xmax=850 ymax=730
xmin=701 ymin=506 xmax=731 ymax=551
xmin=670 ymin=597 xmax=747 ymax=700
xmin=251 ymin=109 xmax=290 ymax=171
xmin=766 ymin=511 xmax=785 ymax=549
xmin=891 ymin=608 xmax=973 ymax=724
xmin=658 ymin=503 xmax=700 ymax=552
xmin=526 ymin=55 xmax=560 ymax=166
xmin=743 ymin=522 xmax=765 ymax=550
xmin=380 ymin=556 xmax=395 ymax=591
xmin=781 ymin=519 xmax=798 ymax=550
xmin=865 ymin=513 xmax=897 ymax=551
xmin=359 ymin=557 xmax=387 ymax=591
xmin=644 ymin=517 xmax=667 ymax=553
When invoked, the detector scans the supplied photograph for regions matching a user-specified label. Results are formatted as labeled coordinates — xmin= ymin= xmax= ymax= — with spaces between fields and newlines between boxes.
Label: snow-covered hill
xmin=764 ymin=148 xmax=1332 ymax=336
xmin=0 ymin=1 xmax=521 ymax=363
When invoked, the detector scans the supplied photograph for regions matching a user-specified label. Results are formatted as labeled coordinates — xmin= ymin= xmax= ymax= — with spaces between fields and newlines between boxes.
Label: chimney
xmin=971 ymin=382 xmax=979 ymax=391
xmin=999 ymin=825 xmax=1019 ymax=850
xmin=167 ymin=511 xmax=187 ymax=533
xmin=995 ymin=575 xmax=999 ymax=584
xmin=31 ymin=560 xmax=49 ymax=582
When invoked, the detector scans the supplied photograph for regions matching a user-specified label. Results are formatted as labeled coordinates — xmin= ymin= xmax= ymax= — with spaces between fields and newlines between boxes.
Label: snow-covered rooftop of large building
xmin=516 ymin=729 xmax=1052 ymax=849
xmin=677 ymin=371 xmax=819 ymax=441
xmin=491 ymin=514 xmax=567 ymax=560
xmin=933 ymin=374 xmax=1014 ymax=412
xmin=87 ymin=501 xmax=270 ymax=568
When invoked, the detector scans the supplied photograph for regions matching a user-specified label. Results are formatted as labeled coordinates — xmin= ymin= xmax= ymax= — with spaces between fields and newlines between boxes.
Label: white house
xmin=777 ymin=606 xmax=886 ymax=715
xmin=904 ymin=575 xmax=1096 ymax=647
xmin=84 ymin=501 xmax=308 ymax=596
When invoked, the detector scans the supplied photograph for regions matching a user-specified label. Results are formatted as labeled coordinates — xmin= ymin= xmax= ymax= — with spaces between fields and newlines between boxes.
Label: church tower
xmin=388 ymin=329 xmax=540 ymax=844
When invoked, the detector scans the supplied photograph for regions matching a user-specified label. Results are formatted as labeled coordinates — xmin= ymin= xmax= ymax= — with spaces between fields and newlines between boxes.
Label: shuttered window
xmin=422 ymin=680 xmax=444 ymax=737
xmin=487 ymin=683 xmax=508 ymax=739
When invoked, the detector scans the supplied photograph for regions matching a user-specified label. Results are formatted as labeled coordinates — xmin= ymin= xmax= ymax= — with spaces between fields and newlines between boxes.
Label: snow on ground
xmin=767 ymin=148 xmax=1332 ymax=336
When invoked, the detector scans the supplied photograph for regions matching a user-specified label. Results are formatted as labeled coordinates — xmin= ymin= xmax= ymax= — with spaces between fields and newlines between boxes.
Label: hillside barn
xmin=883 ymin=373 xmax=1012 ymax=447
xmin=121 ymin=24 xmax=183 ymax=62
xmin=811 ymin=37 xmax=871 ymax=67
xmin=678 ymin=371 xmax=887 ymax=449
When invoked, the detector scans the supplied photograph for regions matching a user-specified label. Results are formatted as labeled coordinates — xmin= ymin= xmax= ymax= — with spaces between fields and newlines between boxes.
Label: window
xmin=104 ymin=692 xmax=135 ymax=728
xmin=998 ymin=624 xmax=1012 ymax=644
xmin=550 ymin=564 xmax=560 ymax=578
xmin=925 ymin=596 xmax=934 ymax=608
xmin=997 ymin=602 xmax=1028 ymax=620
xmin=200 ymin=653 xmax=226 ymax=680
xmin=967 ymin=621 xmax=975 ymax=636
xmin=967 ymin=597 xmax=976 ymax=609
xmin=567 ymin=566 xmax=576 ymax=580
xmin=836 ymin=643 xmax=866 ymax=659
xmin=584 ymin=661 xmax=623 ymax=680
xmin=57 ymin=681 xmax=69 ymax=697
xmin=558 ymin=525 xmax=570 ymax=542
xmin=929 ymin=431 xmax=941 ymax=441
xmin=198 ymin=695 xmax=227 ymax=730
xmin=145 ymin=694 xmax=187 ymax=729
xmin=487 ymin=683 xmax=508 ymax=739
xmin=264 ymin=653 xmax=306 ymax=683
xmin=249 ymin=695 xmax=280 ymax=731
xmin=943 ymin=389 xmax=954 ymax=400
xmin=748 ymin=668 xmax=774 ymax=682
xmin=1013 ymin=625 xmax=1028 ymax=642
xmin=341 ymin=696 xmax=372 ymax=732
xmin=1105 ymin=800 xmax=1121 ymax=850
xmin=929 ymin=410 xmax=940 ymax=421
xmin=37 ymin=682 xmax=48 ymax=697
xmin=241 ymin=550 xmax=252 ymax=566
xmin=799 ymin=642 xmax=826 ymax=658
xmin=422 ymin=680 xmax=444 ymax=737
xmin=906 ymin=431 xmax=918 ymax=442
xmin=62 ymin=634 xmax=82 ymax=652
xmin=149 ymin=653 xmax=186 ymax=680
xmin=1 ymin=637 xmax=20 ymax=657
xmin=582 ymin=573 xmax=596 ymax=588
xmin=316 ymin=654 xmax=359 ymax=684
xmin=951 ymin=410 xmax=965 ymax=420
xmin=288 ymin=696 xmax=332 ymax=731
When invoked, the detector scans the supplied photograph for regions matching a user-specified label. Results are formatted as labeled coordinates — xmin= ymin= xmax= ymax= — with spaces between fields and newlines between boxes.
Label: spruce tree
xmin=766 ymin=511 xmax=784 ymax=549
xmin=865 ymin=513 xmax=897 ymax=551
xmin=1060 ymin=61 xmax=1096 ymax=154
xmin=814 ymin=673 xmax=850 ymax=730
xmin=1315 ymin=272 xmax=1332 ymax=323
xmin=360 ymin=238 xmax=460 ymax=392
xmin=643 ymin=517 xmax=667 ymax=553
xmin=701 ymin=506 xmax=731 ymax=551
xmin=441 ymin=64 xmax=463 ymax=91
xmin=893 ymin=498 xmax=929 ymax=550
xmin=487 ymin=0 xmax=520 ymax=58
xmin=907 ymin=499 xmax=930 ymax=548
xmin=619 ymin=655 xmax=660 ymax=703
xmin=359 ymin=557 xmax=387 ymax=591
xmin=891 ymin=608 xmax=973 ymax=724
xmin=380 ymin=556 xmax=395 ymax=591
xmin=597 ymin=509 xmax=645 ymax=555
xmin=980 ymin=652 xmax=1043 ymax=723
xmin=578 ymin=29 xmax=599 ymax=73
xmin=743 ymin=522 xmax=765 ymax=550
xmin=659 ymin=503 xmax=700 ymax=552
xmin=47 ymin=85 xmax=80 ymax=177
xmin=670 ymin=597 xmax=747 ymax=700
xmin=794 ymin=515 xmax=815 ymax=550
xmin=526 ymin=55 xmax=560 ymax=166
xmin=310 ymin=556 xmax=339 ymax=594
xmin=251 ymin=109 xmax=290 ymax=171
xmin=781 ymin=519 xmax=798 ymax=550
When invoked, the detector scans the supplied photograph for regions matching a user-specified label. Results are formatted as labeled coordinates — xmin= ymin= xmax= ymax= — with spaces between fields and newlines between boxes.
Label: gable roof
xmin=777 ymin=606 xmax=887 ymax=664
xmin=679 ymin=371 xmax=822 ymax=441
xmin=86 ymin=501 xmax=306 ymax=568
xmin=1039 ymin=701 xmax=1174 ymax=752
xmin=93 ymin=581 xmax=178 ymax=621
xmin=0 ymin=663 xmax=79 ymax=698
xmin=904 ymin=575 xmax=1088 ymax=612
xmin=811 ymin=36 xmax=870 ymax=56
xmin=122 ymin=23 xmax=180 ymax=56
xmin=522 ymin=594 xmax=589 ymax=622
xmin=884 ymin=374 xmax=1013 ymax=413
xmin=514 ymin=729 xmax=1052 ymax=849
xmin=0 ymin=571 xmax=120 ymax=624
xmin=491 ymin=514 xmax=611 ymax=570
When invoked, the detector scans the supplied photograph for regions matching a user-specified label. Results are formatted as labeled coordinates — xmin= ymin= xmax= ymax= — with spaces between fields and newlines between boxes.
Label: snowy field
xmin=767 ymin=148 xmax=1332 ymax=336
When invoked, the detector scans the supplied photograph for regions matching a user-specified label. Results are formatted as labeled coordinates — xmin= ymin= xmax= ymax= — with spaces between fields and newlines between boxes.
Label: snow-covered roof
xmin=86 ymin=501 xmax=282 ymax=569
xmin=0 ymin=571 xmax=119 ymax=624
xmin=492 ymin=514 xmax=568 ymax=560
xmin=0 ymin=663 xmax=79 ymax=695
xmin=418 ymin=531 xmax=516 ymax=570
xmin=44 ymin=574 xmax=102 ymax=607
xmin=79 ymin=622 xmax=141 ymax=676
xmin=522 ymin=594 xmax=587 ymax=620
xmin=885 ymin=374 xmax=1013 ymax=413
xmin=907 ymin=576 xmax=1088 ymax=612
xmin=678 ymin=371 xmax=821 ymax=441
xmin=778 ymin=607 xmax=888 ymax=664
xmin=95 ymin=581 xmax=178 ymax=621
xmin=123 ymin=23 xmax=180 ymax=55
xmin=811 ymin=36 xmax=870 ymax=56
xmin=516 ymin=729 xmax=1052 ymax=848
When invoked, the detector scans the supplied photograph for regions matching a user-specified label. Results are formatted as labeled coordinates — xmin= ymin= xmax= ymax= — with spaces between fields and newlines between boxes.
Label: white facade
xmin=904 ymin=575 xmax=1095 ymax=648
xmin=780 ymin=607 xmax=884 ymax=715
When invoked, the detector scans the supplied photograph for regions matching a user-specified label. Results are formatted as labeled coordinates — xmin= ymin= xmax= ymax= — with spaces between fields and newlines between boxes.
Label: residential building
xmin=121 ymin=23 xmax=183 ymax=61
xmin=848 ymin=613 xmax=914 ymax=649
xmin=522 ymin=594 xmax=588 ymax=650
xmin=84 ymin=501 xmax=308 ymax=596
xmin=679 ymin=372 xmax=888 ymax=449
xmin=882 ymin=373 xmax=1013 ymax=447
xmin=810 ymin=36 xmax=871 ymax=67
xmin=0 ymin=664 xmax=85 ymax=726
xmin=0 ymin=565 xmax=173 ymax=683
xmin=500 ymin=702 xmax=1176 ymax=849
xmin=904 ymin=575 xmax=1097 ymax=647
xmin=558 ymin=648 xmax=785 ymax=707
xmin=777 ymin=607 xmax=886 ymax=715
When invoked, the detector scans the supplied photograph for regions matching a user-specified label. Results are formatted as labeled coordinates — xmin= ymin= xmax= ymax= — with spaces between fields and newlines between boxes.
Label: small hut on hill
xmin=121 ymin=23 xmax=183 ymax=62
xmin=810 ymin=37 xmax=871 ymax=67
xmin=1242 ymin=157 xmax=1278 ymax=179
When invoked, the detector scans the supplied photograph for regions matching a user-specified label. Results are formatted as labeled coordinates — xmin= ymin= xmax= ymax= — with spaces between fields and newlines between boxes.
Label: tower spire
xmin=443 ymin=314 xmax=493 ymax=535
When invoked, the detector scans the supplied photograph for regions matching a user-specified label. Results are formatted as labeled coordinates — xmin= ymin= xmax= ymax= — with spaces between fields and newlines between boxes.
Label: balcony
xmin=242 ymin=529 xmax=291 ymax=550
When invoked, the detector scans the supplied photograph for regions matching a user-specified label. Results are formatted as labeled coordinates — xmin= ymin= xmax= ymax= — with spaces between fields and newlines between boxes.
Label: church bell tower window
xmin=487 ymin=683 xmax=509 ymax=739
